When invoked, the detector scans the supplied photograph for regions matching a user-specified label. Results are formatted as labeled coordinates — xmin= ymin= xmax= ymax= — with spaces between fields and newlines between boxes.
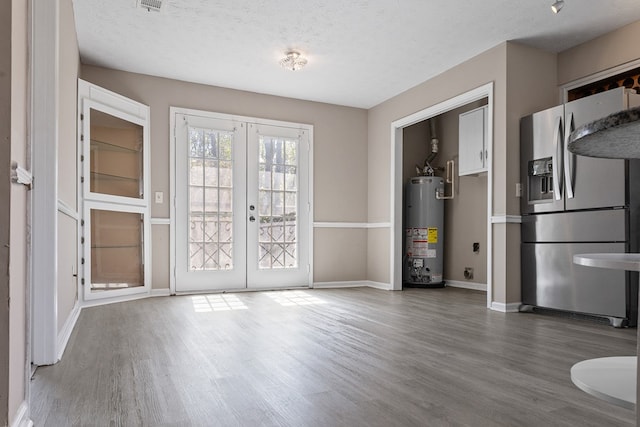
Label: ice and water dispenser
xmin=527 ymin=157 xmax=554 ymax=202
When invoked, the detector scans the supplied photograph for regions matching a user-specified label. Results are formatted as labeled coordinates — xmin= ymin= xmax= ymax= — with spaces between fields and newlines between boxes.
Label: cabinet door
xmin=79 ymin=80 xmax=151 ymax=302
xmin=459 ymin=106 xmax=487 ymax=175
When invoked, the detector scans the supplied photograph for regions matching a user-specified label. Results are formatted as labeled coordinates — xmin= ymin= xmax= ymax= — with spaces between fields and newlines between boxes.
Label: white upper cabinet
xmin=458 ymin=105 xmax=488 ymax=176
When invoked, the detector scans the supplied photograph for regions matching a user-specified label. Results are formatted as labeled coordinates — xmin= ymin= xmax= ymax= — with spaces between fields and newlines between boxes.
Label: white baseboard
xmin=57 ymin=301 xmax=81 ymax=361
xmin=490 ymin=301 xmax=521 ymax=313
xmin=10 ymin=401 xmax=33 ymax=427
xmin=365 ymin=280 xmax=392 ymax=290
xmin=82 ymin=291 xmax=152 ymax=308
xmin=313 ymin=281 xmax=368 ymax=289
xmin=445 ymin=280 xmax=487 ymax=291
xmin=312 ymin=280 xmax=392 ymax=290
xmin=151 ymin=288 xmax=171 ymax=297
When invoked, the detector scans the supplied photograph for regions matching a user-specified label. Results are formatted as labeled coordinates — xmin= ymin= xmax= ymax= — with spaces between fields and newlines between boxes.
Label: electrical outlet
xmin=473 ymin=242 xmax=480 ymax=253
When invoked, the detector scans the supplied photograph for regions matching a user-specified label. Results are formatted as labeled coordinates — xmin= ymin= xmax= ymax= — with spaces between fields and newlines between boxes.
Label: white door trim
xmin=560 ymin=58 xmax=640 ymax=103
xmin=169 ymin=107 xmax=314 ymax=294
xmin=31 ymin=0 xmax=60 ymax=366
xmin=390 ymin=82 xmax=494 ymax=309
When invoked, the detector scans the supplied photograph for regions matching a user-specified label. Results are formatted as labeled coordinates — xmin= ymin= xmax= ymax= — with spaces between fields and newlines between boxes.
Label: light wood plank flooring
xmin=31 ymin=287 xmax=636 ymax=426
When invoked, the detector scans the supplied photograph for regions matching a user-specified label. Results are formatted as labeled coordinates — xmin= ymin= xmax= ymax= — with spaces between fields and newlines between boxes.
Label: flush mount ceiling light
xmin=551 ymin=0 xmax=564 ymax=13
xmin=279 ymin=51 xmax=308 ymax=71
xmin=138 ymin=0 xmax=162 ymax=12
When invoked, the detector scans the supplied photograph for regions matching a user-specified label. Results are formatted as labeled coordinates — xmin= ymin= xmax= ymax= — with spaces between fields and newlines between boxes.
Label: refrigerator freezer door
xmin=521 ymin=242 xmax=628 ymax=318
xmin=564 ymin=88 xmax=628 ymax=210
xmin=521 ymin=209 xmax=627 ymax=243
xmin=520 ymin=105 xmax=565 ymax=214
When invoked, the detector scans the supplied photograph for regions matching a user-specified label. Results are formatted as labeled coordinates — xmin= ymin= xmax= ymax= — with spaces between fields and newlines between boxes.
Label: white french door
xmin=173 ymin=110 xmax=311 ymax=292
xmin=246 ymin=122 xmax=310 ymax=288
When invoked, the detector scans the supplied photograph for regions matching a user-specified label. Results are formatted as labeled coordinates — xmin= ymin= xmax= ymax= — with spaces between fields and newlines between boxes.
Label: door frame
xmin=390 ymin=83 xmax=494 ymax=308
xmin=169 ymin=107 xmax=314 ymax=294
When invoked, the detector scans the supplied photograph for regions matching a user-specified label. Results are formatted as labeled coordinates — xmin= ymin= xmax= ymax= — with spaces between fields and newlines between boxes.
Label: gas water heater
xmin=404 ymin=176 xmax=445 ymax=287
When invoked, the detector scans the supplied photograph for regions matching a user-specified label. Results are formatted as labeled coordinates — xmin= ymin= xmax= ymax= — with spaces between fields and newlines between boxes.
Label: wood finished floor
xmin=31 ymin=287 xmax=636 ymax=427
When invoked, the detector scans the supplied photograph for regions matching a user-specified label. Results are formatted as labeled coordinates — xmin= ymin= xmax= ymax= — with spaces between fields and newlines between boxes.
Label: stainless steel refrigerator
xmin=520 ymin=87 xmax=640 ymax=327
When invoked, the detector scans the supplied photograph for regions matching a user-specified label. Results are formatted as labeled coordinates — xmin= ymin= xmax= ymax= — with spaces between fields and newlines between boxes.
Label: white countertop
xmin=573 ymin=253 xmax=640 ymax=272
xmin=571 ymin=253 xmax=639 ymax=410
xmin=571 ymin=356 xmax=636 ymax=410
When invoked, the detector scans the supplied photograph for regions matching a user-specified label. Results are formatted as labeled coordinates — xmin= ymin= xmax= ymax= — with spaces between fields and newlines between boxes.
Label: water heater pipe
xmin=436 ymin=159 xmax=455 ymax=200
xmin=424 ymin=119 xmax=439 ymax=170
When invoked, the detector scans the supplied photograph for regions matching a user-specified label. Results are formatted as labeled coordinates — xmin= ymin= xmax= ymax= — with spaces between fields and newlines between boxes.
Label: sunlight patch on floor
xmin=191 ymin=294 xmax=249 ymax=312
xmin=266 ymin=290 xmax=327 ymax=307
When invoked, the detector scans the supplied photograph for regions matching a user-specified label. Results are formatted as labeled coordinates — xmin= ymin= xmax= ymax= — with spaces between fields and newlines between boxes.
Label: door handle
xmin=552 ymin=115 xmax=563 ymax=201
xmin=564 ymin=112 xmax=575 ymax=199
xmin=249 ymin=215 xmax=256 ymax=222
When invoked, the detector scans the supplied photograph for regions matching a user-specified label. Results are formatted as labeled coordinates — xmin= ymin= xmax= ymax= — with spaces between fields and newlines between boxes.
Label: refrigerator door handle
xmin=552 ymin=115 xmax=563 ymax=201
xmin=564 ymin=112 xmax=575 ymax=199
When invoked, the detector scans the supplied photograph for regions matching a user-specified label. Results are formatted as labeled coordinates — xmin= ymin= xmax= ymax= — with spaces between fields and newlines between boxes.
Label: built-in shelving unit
xmin=78 ymin=79 xmax=150 ymax=302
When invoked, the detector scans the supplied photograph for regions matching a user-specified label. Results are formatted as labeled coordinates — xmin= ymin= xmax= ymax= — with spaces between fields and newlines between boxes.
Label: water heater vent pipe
xmin=423 ymin=119 xmax=439 ymax=174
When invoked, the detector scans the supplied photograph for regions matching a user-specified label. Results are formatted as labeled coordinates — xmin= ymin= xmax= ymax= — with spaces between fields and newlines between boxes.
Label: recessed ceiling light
xmin=279 ymin=51 xmax=308 ymax=71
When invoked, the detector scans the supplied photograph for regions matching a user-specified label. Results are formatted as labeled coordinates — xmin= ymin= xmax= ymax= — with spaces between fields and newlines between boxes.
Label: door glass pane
xmin=91 ymin=209 xmax=144 ymax=290
xmin=257 ymin=135 xmax=298 ymax=269
xmin=89 ymin=108 xmax=143 ymax=198
xmin=188 ymin=126 xmax=234 ymax=271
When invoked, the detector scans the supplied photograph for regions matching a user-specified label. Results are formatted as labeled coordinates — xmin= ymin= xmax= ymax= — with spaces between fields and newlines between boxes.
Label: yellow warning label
xmin=427 ymin=227 xmax=438 ymax=243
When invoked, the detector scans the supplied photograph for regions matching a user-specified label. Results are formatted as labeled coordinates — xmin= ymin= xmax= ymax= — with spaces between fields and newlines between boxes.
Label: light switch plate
xmin=515 ymin=183 xmax=523 ymax=198
xmin=155 ymin=191 xmax=164 ymax=204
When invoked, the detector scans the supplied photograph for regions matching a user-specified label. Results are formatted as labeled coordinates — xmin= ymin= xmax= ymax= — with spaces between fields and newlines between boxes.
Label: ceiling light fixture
xmin=138 ymin=0 xmax=163 ymax=12
xmin=279 ymin=51 xmax=308 ymax=71
xmin=551 ymin=0 xmax=564 ymax=13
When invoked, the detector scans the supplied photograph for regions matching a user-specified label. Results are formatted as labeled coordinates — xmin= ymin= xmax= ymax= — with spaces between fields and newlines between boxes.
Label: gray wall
xmin=367 ymin=42 xmax=559 ymax=304
xmin=1 ymin=1 xmax=12 ymax=423
xmin=558 ymin=20 xmax=640 ymax=86
xmin=80 ymin=66 xmax=370 ymax=286
xmin=438 ymin=101 xmax=488 ymax=284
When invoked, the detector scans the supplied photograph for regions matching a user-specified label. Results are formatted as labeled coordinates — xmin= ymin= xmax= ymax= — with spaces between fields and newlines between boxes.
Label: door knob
xmin=249 ymin=215 xmax=256 ymax=222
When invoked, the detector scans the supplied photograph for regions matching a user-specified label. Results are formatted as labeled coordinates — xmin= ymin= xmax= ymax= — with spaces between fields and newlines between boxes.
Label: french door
xmin=173 ymin=110 xmax=311 ymax=292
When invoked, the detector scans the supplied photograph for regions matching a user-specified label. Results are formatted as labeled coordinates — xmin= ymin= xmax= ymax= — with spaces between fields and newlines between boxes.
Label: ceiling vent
xmin=138 ymin=0 xmax=162 ymax=12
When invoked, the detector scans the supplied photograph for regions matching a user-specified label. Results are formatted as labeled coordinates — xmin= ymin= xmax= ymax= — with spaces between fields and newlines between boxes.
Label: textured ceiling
xmin=73 ymin=0 xmax=640 ymax=109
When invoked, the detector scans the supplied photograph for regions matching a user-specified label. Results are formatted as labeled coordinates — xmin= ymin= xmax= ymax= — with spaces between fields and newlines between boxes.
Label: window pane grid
xmin=188 ymin=127 xmax=234 ymax=271
xmin=258 ymin=136 xmax=299 ymax=270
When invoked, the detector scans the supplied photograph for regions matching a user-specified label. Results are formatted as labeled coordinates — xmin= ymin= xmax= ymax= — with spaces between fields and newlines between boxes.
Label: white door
xmin=246 ymin=123 xmax=310 ymax=289
xmin=174 ymin=111 xmax=311 ymax=292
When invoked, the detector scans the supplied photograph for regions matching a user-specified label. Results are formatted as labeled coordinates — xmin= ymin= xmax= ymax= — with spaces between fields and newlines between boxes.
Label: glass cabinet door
xmin=89 ymin=208 xmax=145 ymax=291
xmin=79 ymin=81 xmax=150 ymax=302
xmin=89 ymin=108 xmax=144 ymax=199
